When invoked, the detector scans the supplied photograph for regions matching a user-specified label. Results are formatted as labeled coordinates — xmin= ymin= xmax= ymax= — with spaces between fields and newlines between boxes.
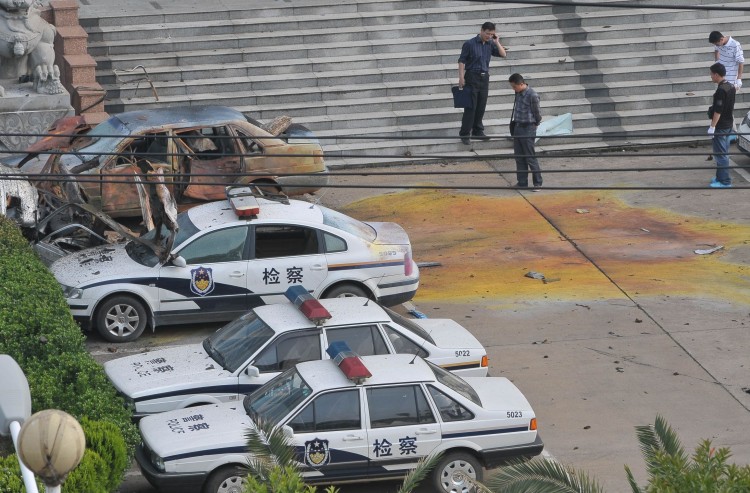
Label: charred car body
xmin=0 ymin=105 xmax=328 ymax=263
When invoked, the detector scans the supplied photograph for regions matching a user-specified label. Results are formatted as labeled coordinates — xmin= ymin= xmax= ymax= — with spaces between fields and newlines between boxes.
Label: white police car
xmin=105 ymin=287 xmax=488 ymax=418
xmin=135 ymin=348 xmax=543 ymax=493
xmin=51 ymin=192 xmax=419 ymax=342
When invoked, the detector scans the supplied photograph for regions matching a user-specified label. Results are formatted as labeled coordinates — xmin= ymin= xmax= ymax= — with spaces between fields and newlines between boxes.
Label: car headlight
xmin=150 ymin=449 xmax=165 ymax=472
xmin=60 ymin=284 xmax=83 ymax=299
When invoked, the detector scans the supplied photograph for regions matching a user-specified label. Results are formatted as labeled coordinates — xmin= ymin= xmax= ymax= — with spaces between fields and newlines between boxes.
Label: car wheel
xmin=433 ymin=452 xmax=483 ymax=493
xmin=95 ymin=295 xmax=148 ymax=343
xmin=203 ymin=465 xmax=247 ymax=493
xmin=323 ymin=283 xmax=369 ymax=299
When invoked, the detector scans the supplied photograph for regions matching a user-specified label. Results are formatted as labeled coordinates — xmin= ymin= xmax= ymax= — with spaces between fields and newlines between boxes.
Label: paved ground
xmin=94 ymin=143 xmax=750 ymax=492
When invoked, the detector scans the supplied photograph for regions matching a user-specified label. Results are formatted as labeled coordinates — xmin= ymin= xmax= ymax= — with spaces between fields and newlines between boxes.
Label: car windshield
xmin=383 ymin=307 xmax=435 ymax=345
xmin=73 ymin=118 xmax=130 ymax=163
xmin=244 ymin=368 xmax=312 ymax=425
xmin=320 ymin=206 xmax=376 ymax=242
xmin=125 ymin=210 xmax=202 ymax=265
xmin=203 ymin=311 xmax=275 ymax=373
xmin=427 ymin=360 xmax=482 ymax=406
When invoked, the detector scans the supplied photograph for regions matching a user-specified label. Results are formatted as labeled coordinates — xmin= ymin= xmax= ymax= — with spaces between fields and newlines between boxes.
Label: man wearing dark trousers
xmin=458 ymin=22 xmax=506 ymax=145
xmin=508 ymin=73 xmax=543 ymax=190
xmin=708 ymin=62 xmax=736 ymax=188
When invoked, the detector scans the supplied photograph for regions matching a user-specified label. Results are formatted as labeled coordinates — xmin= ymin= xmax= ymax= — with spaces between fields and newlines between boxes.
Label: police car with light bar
xmin=135 ymin=343 xmax=543 ymax=493
xmin=106 ymin=286 xmax=488 ymax=418
xmin=50 ymin=190 xmax=419 ymax=343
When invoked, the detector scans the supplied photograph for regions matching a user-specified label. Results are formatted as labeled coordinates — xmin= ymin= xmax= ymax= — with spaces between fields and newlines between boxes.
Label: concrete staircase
xmin=79 ymin=0 xmax=750 ymax=167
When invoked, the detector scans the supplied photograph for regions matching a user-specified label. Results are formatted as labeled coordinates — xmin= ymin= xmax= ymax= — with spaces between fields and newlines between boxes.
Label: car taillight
xmin=481 ymin=355 xmax=488 ymax=367
xmin=530 ymin=418 xmax=537 ymax=431
xmin=404 ymin=250 xmax=413 ymax=276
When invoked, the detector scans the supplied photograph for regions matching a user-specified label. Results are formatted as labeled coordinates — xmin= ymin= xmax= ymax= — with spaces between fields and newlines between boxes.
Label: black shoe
xmin=512 ymin=183 xmax=528 ymax=189
xmin=472 ymin=132 xmax=491 ymax=141
xmin=460 ymin=135 xmax=470 ymax=145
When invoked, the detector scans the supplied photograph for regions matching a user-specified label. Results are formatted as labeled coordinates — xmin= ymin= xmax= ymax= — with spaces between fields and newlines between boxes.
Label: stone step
xmin=321 ymin=120 xmax=709 ymax=168
xmin=100 ymin=58 xmax=719 ymax=112
xmin=87 ymin=3 xmax=700 ymax=43
xmin=84 ymin=5 xmax=736 ymax=54
xmin=94 ymin=41 xmax=716 ymax=87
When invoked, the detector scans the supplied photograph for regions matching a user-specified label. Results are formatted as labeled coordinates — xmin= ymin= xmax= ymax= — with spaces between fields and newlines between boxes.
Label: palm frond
xmin=634 ymin=415 xmax=687 ymax=472
xmin=623 ymin=464 xmax=644 ymax=493
xmin=243 ymin=418 xmax=297 ymax=472
xmin=485 ymin=458 xmax=605 ymax=493
xmin=652 ymin=415 xmax=685 ymax=460
xmin=396 ymin=452 xmax=443 ymax=493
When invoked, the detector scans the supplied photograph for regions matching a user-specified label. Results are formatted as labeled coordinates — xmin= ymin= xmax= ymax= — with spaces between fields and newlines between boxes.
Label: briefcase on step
xmin=451 ymin=86 xmax=473 ymax=109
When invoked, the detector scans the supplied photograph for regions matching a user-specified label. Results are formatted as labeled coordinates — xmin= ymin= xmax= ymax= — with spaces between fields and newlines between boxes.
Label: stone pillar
xmin=50 ymin=0 xmax=107 ymax=122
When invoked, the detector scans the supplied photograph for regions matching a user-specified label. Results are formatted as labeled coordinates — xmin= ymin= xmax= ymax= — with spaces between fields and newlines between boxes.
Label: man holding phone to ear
xmin=458 ymin=21 xmax=507 ymax=145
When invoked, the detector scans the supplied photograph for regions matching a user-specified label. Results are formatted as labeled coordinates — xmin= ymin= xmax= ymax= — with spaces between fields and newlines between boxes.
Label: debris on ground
xmin=403 ymin=301 xmax=427 ymax=319
xmin=525 ymin=271 xmax=546 ymax=280
xmin=694 ymin=245 xmax=724 ymax=255
xmin=576 ymin=208 xmax=590 ymax=214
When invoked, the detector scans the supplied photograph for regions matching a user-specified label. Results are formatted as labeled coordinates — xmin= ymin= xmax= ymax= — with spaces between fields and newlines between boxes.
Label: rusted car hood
xmin=26 ymin=115 xmax=88 ymax=153
xmin=50 ymin=243 xmax=157 ymax=287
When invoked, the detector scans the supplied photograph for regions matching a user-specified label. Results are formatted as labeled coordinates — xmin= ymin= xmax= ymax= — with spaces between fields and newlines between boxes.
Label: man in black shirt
xmin=708 ymin=62 xmax=736 ymax=187
xmin=457 ymin=22 xmax=506 ymax=145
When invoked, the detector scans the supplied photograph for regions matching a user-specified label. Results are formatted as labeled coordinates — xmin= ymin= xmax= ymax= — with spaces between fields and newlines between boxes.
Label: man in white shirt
xmin=709 ymin=31 xmax=744 ymax=90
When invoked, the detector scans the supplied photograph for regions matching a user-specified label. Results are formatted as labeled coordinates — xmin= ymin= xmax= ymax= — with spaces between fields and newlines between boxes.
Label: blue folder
xmin=451 ymin=86 xmax=473 ymax=109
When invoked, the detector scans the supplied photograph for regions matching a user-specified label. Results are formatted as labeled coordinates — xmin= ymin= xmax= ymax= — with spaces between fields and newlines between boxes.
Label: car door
xmin=285 ymin=388 xmax=370 ymax=482
xmin=156 ymin=225 xmax=250 ymax=324
xmin=365 ymin=384 xmax=442 ymax=480
xmin=100 ymin=133 xmax=172 ymax=217
xmin=175 ymin=126 xmax=242 ymax=201
xmin=246 ymin=224 xmax=329 ymax=305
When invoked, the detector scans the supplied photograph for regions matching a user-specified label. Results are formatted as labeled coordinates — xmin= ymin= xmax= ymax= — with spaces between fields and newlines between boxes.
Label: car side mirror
xmin=282 ymin=425 xmax=294 ymax=438
xmin=171 ymin=256 xmax=187 ymax=268
xmin=244 ymin=365 xmax=260 ymax=378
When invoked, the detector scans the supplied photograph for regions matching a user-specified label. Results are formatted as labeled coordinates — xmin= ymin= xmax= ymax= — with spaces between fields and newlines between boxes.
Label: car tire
xmin=203 ymin=465 xmax=247 ymax=493
xmin=433 ymin=452 xmax=483 ymax=493
xmin=95 ymin=295 xmax=148 ymax=343
xmin=323 ymin=283 xmax=369 ymax=299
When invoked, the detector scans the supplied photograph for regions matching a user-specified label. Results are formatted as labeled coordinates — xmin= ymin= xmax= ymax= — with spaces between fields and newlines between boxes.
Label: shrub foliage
xmin=0 ymin=218 xmax=136 ymax=492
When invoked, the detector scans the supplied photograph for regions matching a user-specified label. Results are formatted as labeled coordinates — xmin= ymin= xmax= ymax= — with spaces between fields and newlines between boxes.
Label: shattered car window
xmin=72 ymin=119 xmax=129 ymax=164
xmin=125 ymin=211 xmax=201 ymax=266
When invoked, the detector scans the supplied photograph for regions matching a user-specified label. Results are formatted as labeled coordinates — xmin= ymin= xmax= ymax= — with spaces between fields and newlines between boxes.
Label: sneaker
xmin=531 ymin=187 xmax=541 ymax=192
xmin=710 ymin=177 xmax=718 ymax=184
xmin=709 ymin=181 xmax=732 ymax=188
xmin=512 ymin=183 xmax=529 ymax=189
xmin=472 ymin=132 xmax=491 ymax=141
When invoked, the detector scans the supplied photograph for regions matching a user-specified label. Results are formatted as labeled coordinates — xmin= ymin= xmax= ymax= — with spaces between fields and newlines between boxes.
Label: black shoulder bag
xmin=509 ymin=93 xmax=518 ymax=136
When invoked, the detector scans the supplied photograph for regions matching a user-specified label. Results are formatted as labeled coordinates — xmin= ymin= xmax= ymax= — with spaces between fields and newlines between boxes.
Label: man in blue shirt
xmin=458 ymin=22 xmax=506 ymax=145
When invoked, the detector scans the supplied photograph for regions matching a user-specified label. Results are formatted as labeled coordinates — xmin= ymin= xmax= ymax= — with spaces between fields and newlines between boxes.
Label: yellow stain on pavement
xmin=342 ymin=189 xmax=750 ymax=305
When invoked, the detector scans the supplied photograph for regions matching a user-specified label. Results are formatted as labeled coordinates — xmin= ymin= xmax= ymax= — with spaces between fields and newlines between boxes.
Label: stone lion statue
xmin=0 ymin=0 xmax=63 ymax=96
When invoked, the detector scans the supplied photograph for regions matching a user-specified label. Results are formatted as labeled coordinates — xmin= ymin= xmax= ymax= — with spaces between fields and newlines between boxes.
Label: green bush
xmin=63 ymin=448 xmax=109 ymax=493
xmin=79 ymin=418 xmax=129 ymax=492
xmin=0 ymin=454 xmax=39 ymax=493
xmin=0 ymin=217 xmax=138 ymax=491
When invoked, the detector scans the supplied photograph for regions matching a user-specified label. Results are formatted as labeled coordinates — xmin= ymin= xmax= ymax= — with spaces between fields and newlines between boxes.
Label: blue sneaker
xmin=709 ymin=181 xmax=732 ymax=188
xmin=710 ymin=177 xmax=718 ymax=184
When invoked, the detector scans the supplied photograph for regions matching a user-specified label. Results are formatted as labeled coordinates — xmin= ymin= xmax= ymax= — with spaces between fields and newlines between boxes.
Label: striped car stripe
xmin=443 ymin=426 xmax=529 ymax=439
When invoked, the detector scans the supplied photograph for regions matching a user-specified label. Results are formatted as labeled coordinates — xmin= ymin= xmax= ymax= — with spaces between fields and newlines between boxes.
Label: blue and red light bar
xmin=285 ymin=286 xmax=331 ymax=325
xmin=326 ymin=341 xmax=371 ymax=384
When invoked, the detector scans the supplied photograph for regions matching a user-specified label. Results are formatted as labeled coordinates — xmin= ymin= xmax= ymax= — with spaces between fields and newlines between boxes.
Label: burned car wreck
xmin=0 ymin=106 xmax=328 ymax=263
